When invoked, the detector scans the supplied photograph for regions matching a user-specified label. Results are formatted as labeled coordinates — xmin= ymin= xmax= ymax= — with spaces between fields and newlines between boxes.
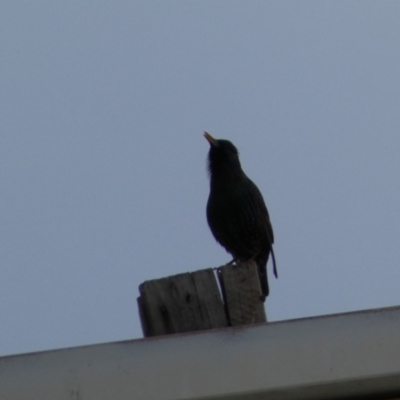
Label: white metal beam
xmin=1 ymin=306 xmax=400 ymax=400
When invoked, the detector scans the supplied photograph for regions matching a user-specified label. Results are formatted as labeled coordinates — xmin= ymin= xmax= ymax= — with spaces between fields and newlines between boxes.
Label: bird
xmin=204 ymin=131 xmax=277 ymax=301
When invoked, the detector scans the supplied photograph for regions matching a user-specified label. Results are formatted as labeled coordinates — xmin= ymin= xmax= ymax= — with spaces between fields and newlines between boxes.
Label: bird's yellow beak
xmin=204 ymin=131 xmax=219 ymax=147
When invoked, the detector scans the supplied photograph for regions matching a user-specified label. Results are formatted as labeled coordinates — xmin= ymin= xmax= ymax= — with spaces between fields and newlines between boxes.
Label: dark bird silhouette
xmin=204 ymin=132 xmax=277 ymax=301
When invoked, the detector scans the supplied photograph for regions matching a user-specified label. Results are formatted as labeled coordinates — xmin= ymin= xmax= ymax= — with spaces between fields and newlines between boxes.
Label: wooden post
xmin=138 ymin=261 xmax=266 ymax=337
xmin=138 ymin=268 xmax=228 ymax=337
xmin=217 ymin=262 xmax=266 ymax=326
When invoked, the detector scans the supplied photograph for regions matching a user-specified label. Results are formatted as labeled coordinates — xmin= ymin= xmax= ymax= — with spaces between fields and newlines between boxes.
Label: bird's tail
xmin=271 ymin=246 xmax=278 ymax=279
xmin=256 ymin=247 xmax=277 ymax=301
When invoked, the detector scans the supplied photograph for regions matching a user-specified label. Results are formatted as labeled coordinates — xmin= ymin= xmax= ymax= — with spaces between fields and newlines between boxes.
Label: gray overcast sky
xmin=1 ymin=1 xmax=400 ymax=356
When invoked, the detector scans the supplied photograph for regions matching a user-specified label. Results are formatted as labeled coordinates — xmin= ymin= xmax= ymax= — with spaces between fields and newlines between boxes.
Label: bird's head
xmin=204 ymin=132 xmax=242 ymax=174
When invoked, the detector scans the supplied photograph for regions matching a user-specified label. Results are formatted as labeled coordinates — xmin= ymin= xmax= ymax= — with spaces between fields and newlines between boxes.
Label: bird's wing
xmin=243 ymin=178 xmax=278 ymax=278
xmin=243 ymin=178 xmax=274 ymax=242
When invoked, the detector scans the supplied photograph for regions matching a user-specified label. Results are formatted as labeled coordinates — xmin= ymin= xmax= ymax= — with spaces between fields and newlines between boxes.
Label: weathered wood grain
xmin=138 ymin=268 xmax=228 ymax=337
xmin=218 ymin=261 xmax=266 ymax=325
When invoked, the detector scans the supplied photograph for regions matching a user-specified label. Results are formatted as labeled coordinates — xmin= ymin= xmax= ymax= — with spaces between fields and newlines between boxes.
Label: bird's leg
xmin=243 ymin=253 xmax=258 ymax=265
xmin=212 ymin=258 xmax=237 ymax=271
